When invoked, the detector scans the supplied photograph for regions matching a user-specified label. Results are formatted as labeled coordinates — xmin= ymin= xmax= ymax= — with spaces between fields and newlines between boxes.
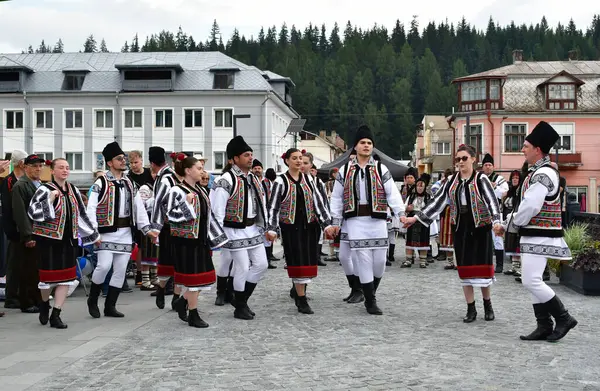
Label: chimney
xmin=568 ymin=50 xmax=578 ymax=61
xmin=512 ymin=49 xmax=523 ymax=63
xmin=319 ymin=130 xmax=326 ymax=139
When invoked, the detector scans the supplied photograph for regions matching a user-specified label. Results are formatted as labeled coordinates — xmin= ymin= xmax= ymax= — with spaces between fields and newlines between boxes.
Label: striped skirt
xmin=171 ymin=236 xmax=216 ymax=288
xmin=438 ymin=207 xmax=454 ymax=251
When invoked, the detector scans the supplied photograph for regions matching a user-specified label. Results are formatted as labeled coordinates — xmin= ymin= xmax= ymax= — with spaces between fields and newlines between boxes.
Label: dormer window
xmin=213 ymin=72 xmax=234 ymax=89
xmin=0 ymin=71 xmax=20 ymax=92
xmin=547 ymin=84 xmax=576 ymax=110
xmin=458 ymin=79 xmax=503 ymax=111
xmin=63 ymin=74 xmax=85 ymax=91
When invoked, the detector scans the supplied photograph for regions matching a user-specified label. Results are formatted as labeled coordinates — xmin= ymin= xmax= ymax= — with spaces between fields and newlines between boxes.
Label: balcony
xmin=0 ymin=81 xmax=20 ymax=92
xmin=122 ymin=79 xmax=173 ymax=92
xmin=550 ymin=152 xmax=583 ymax=169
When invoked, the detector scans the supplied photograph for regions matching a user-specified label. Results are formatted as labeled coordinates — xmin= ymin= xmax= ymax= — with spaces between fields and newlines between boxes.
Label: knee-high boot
xmin=362 ymin=281 xmax=382 ymax=315
xmin=545 ymin=295 xmax=577 ymax=342
xmin=494 ymin=250 xmax=504 ymax=273
xmin=215 ymin=276 xmax=227 ymax=306
xmin=104 ymin=286 xmax=124 ymax=317
xmin=87 ymin=282 xmax=102 ymax=318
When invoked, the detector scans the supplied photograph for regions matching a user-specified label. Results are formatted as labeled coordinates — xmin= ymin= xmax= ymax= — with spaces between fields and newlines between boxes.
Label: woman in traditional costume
xmin=403 ymin=173 xmax=432 ymax=268
xmin=502 ymin=169 xmax=523 ymax=276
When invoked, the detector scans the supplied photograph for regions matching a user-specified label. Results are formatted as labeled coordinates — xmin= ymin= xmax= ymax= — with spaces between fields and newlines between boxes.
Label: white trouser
xmin=430 ymin=238 xmax=439 ymax=257
xmin=91 ymin=252 xmax=130 ymax=288
xmin=339 ymin=241 xmax=353 ymax=276
xmin=521 ymin=253 xmax=555 ymax=304
xmin=216 ymin=250 xmax=234 ymax=277
xmin=354 ymin=248 xmax=387 ymax=284
xmin=231 ymin=246 xmax=268 ymax=291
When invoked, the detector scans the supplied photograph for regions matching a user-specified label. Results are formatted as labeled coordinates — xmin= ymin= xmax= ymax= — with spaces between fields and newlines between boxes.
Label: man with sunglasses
xmin=480 ymin=153 xmax=509 ymax=273
xmin=86 ymin=142 xmax=136 ymax=319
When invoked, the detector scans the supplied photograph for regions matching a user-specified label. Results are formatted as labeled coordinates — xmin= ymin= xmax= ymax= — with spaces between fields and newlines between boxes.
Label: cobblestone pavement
xmin=2 ymin=243 xmax=600 ymax=391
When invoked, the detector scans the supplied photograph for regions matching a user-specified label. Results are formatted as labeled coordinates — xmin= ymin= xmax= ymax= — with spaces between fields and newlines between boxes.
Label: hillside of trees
xmin=24 ymin=16 xmax=600 ymax=159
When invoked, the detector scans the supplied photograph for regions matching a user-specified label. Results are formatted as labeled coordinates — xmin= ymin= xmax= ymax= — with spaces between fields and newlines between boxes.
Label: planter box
xmin=560 ymin=264 xmax=600 ymax=296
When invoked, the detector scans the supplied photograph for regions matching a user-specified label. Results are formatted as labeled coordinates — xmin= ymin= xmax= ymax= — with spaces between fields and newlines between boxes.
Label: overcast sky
xmin=0 ymin=0 xmax=596 ymax=53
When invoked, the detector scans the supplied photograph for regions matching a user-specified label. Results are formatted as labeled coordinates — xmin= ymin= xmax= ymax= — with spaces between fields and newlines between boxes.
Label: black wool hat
xmin=405 ymin=167 xmax=418 ymax=179
xmin=226 ymin=136 xmax=253 ymax=159
xmin=252 ymin=159 xmax=263 ymax=168
xmin=24 ymin=154 xmax=45 ymax=165
xmin=525 ymin=121 xmax=560 ymax=154
xmin=353 ymin=125 xmax=374 ymax=147
xmin=148 ymin=146 xmax=166 ymax=165
xmin=102 ymin=141 xmax=125 ymax=162
xmin=417 ymin=172 xmax=431 ymax=187
xmin=482 ymin=153 xmax=494 ymax=165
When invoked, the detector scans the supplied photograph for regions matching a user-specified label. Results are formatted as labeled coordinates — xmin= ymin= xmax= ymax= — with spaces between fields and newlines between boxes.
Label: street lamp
xmin=232 ymin=114 xmax=251 ymax=137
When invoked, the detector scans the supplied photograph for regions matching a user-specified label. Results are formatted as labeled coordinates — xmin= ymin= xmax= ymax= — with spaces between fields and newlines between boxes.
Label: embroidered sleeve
xmin=512 ymin=177 xmax=552 ymax=228
xmin=382 ymin=165 xmax=405 ymax=217
xmin=167 ymin=187 xmax=197 ymax=223
xmin=416 ymin=178 xmax=451 ymax=227
xmin=208 ymin=209 xmax=229 ymax=249
xmin=209 ymin=173 xmax=233 ymax=227
xmin=212 ymin=176 xmax=232 ymax=194
xmin=530 ymin=173 xmax=555 ymax=193
xmin=134 ymin=191 xmax=151 ymax=235
xmin=150 ymin=175 xmax=173 ymax=232
xmin=266 ymin=176 xmax=285 ymax=232
xmin=73 ymin=186 xmax=100 ymax=245
xmin=329 ymin=167 xmax=345 ymax=226
xmin=27 ymin=186 xmax=54 ymax=222
xmin=479 ymin=173 xmax=502 ymax=225
xmin=381 ymin=169 xmax=392 ymax=185
xmin=311 ymin=176 xmax=333 ymax=228
xmin=317 ymin=178 xmax=330 ymax=209
xmin=85 ymin=179 xmax=102 ymax=230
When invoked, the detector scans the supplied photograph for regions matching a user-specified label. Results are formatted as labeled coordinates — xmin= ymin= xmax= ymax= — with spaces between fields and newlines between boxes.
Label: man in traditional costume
xmin=481 ymin=153 xmax=509 ymax=273
xmin=328 ymin=125 xmax=405 ymax=315
xmin=251 ymin=159 xmax=276 ymax=269
xmin=504 ymin=121 xmax=577 ymax=342
xmin=210 ymin=136 xmax=269 ymax=320
xmin=86 ymin=142 xmax=136 ymax=318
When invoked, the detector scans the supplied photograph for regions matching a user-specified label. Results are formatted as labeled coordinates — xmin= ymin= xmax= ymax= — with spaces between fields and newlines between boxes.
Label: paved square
xmin=1 ymin=243 xmax=599 ymax=390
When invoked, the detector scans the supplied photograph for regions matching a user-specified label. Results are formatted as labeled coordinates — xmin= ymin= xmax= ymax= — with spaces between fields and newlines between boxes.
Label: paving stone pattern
xmin=3 ymin=243 xmax=600 ymax=391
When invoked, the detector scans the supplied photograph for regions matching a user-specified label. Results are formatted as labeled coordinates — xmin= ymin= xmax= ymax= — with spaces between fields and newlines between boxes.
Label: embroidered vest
xmin=170 ymin=184 xmax=205 ymax=239
xmin=279 ymin=173 xmax=317 ymax=225
xmin=224 ymin=172 xmax=265 ymax=228
xmin=96 ymin=176 xmax=135 ymax=233
xmin=32 ymin=183 xmax=79 ymax=240
xmin=518 ymin=166 xmax=563 ymax=238
xmin=342 ymin=162 xmax=387 ymax=220
xmin=448 ymin=172 xmax=493 ymax=228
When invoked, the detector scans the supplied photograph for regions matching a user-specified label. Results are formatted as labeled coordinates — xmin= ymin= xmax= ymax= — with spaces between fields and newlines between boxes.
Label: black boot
xmin=49 ymin=307 xmax=68 ymax=329
xmin=388 ymin=244 xmax=396 ymax=262
xmin=463 ymin=302 xmax=477 ymax=323
xmin=520 ymin=303 xmax=554 ymax=341
xmin=494 ymin=250 xmax=504 ymax=273
xmin=215 ymin=276 xmax=227 ymax=306
xmin=188 ymin=308 xmax=209 ymax=328
xmin=343 ymin=275 xmax=354 ymax=301
xmin=347 ymin=276 xmax=365 ymax=304
xmin=165 ymin=277 xmax=174 ymax=295
xmin=39 ymin=300 xmax=51 ymax=326
xmin=155 ymin=285 xmax=165 ymax=309
xmin=373 ymin=277 xmax=381 ymax=293
xmin=483 ymin=298 xmax=495 ymax=321
xmin=362 ymin=282 xmax=383 ymax=315
xmin=543 ymin=266 xmax=551 ymax=281
xmin=104 ymin=286 xmax=125 ymax=317
xmin=268 ymin=260 xmax=277 ymax=269
xmin=296 ymin=295 xmax=314 ymax=314
xmin=244 ymin=282 xmax=257 ymax=317
xmin=175 ymin=295 xmax=188 ymax=322
xmin=233 ymin=291 xmax=254 ymax=320
xmin=225 ymin=277 xmax=234 ymax=303
xmin=171 ymin=293 xmax=181 ymax=311
xmin=545 ymin=296 xmax=578 ymax=342
xmin=87 ymin=282 xmax=102 ymax=318
xmin=290 ymin=282 xmax=297 ymax=299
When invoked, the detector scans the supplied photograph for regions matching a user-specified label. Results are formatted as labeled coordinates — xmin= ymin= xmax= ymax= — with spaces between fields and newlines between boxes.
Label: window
xmin=124 ymin=70 xmax=171 ymax=80
xmin=5 ymin=110 xmax=23 ymax=130
xmin=0 ymin=72 xmax=19 ymax=82
xmin=547 ymin=84 xmax=576 ymax=110
xmin=35 ymin=110 xmax=53 ymax=129
xmin=567 ymin=186 xmax=587 ymax=212
xmin=504 ymin=124 xmax=526 ymax=153
xmin=213 ymin=73 xmax=234 ymax=89
xmin=65 ymin=109 xmax=83 ymax=129
xmin=489 ymin=79 xmax=500 ymax=100
xmin=63 ymin=75 xmax=85 ymax=91
xmin=461 ymin=81 xmax=486 ymax=102
xmin=214 ymin=109 xmax=233 ymax=128
xmin=460 ymin=79 xmax=503 ymax=111
xmin=214 ymin=152 xmax=225 ymax=170
xmin=95 ymin=109 xmax=113 ymax=129
xmin=464 ymin=124 xmax=483 ymax=155
xmin=433 ymin=142 xmax=451 ymax=155
xmin=124 ymin=109 xmax=143 ymax=128
xmin=550 ymin=123 xmax=575 ymax=153
xmin=154 ymin=109 xmax=173 ymax=128
xmin=65 ymin=152 xmax=83 ymax=170
xmin=184 ymin=109 xmax=203 ymax=128
xmin=35 ymin=152 xmax=53 ymax=161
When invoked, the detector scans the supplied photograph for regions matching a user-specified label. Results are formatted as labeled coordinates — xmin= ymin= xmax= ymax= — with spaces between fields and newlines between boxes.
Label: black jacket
xmin=1 ymin=172 xmax=19 ymax=241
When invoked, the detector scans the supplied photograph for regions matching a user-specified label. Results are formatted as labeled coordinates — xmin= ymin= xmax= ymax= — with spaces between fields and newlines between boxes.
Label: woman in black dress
xmin=167 ymin=154 xmax=228 ymax=328
xmin=266 ymin=148 xmax=332 ymax=314
xmin=403 ymin=173 xmax=432 ymax=268
xmin=402 ymin=144 xmax=502 ymax=323
xmin=502 ymin=169 xmax=523 ymax=276
xmin=28 ymin=158 xmax=100 ymax=329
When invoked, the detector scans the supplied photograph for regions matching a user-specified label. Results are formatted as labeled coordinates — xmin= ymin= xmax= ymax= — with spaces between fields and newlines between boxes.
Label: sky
xmin=0 ymin=0 xmax=596 ymax=54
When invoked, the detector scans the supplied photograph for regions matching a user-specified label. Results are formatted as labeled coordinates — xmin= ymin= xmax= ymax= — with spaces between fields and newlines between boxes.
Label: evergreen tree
xmin=83 ymin=34 xmax=97 ymax=53
xmin=100 ymin=39 xmax=109 ymax=53
xmin=209 ymin=19 xmax=220 ymax=51
xmin=121 ymin=41 xmax=129 ymax=53
xmin=52 ymin=39 xmax=64 ymax=53
xmin=131 ymin=34 xmax=140 ymax=52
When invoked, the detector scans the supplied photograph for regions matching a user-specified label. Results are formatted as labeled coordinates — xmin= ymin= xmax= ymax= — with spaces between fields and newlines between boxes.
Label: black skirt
xmin=171 ymin=236 xmax=216 ymax=288
xmin=281 ymin=221 xmax=320 ymax=279
xmin=452 ymin=212 xmax=494 ymax=280
xmin=35 ymin=235 xmax=79 ymax=284
xmin=141 ymin=234 xmax=159 ymax=266
xmin=406 ymin=211 xmax=431 ymax=250
xmin=504 ymin=232 xmax=521 ymax=256
xmin=157 ymin=223 xmax=175 ymax=277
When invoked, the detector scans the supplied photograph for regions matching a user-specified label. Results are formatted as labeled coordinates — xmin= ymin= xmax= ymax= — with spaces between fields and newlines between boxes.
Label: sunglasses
xmin=113 ymin=156 xmax=126 ymax=162
xmin=454 ymin=156 xmax=470 ymax=163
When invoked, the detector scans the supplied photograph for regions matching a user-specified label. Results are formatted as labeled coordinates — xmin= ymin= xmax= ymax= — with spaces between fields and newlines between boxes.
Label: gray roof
xmin=454 ymin=60 xmax=600 ymax=81
xmin=0 ymin=52 xmax=294 ymax=93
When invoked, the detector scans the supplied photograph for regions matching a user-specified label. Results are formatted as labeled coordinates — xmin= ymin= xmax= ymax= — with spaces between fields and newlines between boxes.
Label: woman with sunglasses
xmin=402 ymin=144 xmax=502 ymax=323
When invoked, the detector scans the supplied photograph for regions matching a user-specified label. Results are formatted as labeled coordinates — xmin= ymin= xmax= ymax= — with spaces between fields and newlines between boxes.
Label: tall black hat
xmin=252 ymin=159 xmax=263 ymax=168
xmin=525 ymin=121 xmax=560 ymax=154
xmin=482 ymin=153 xmax=494 ymax=165
xmin=148 ymin=146 xmax=166 ymax=165
xmin=353 ymin=125 xmax=374 ymax=147
xmin=226 ymin=136 xmax=253 ymax=159
xmin=102 ymin=141 xmax=125 ymax=162
xmin=417 ymin=172 xmax=431 ymax=187
xmin=405 ymin=167 xmax=418 ymax=179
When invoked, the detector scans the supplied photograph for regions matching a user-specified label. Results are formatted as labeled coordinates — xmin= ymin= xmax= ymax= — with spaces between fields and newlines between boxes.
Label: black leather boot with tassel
xmin=171 ymin=293 xmax=181 ymax=311
xmin=483 ymin=298 xmax=495 ymax=321
xmin=175 ymin=295 xmax=188 ymax=322
xmin=362 ymin=281 xmax=383 ymax=315
xmin=463 ymin=302 xmax=477 ymax=323
xmin=347 ymin=275 xmax=365 ymax=304
xmin=155 ymin=285 xmax=165 ymax=309
xmin=545 ymin=295 xmax=578 ymax=342
xmin=188 ymin=308 xmax=209 ymax=328
xmin=49 ymin=307 xmax=68 ymax=329
xmin=244 ymin=282 xmax=257 ymax=317
xmin=233 ymin=291 xmax=254 ymax=320
xmin=295 ymin=295 xmax=314 ymax=314
xmin=214 ymin=276 xmax=227 ymax=306
xmin=343 ymin=275 xmax=354 ymax=301
xmin=520 ymin=303 xmax=554 ymax=341
xmin=87 ymin=282 xmax=102 ymax=318
xmin=104 ymin=286 xmax=125 ymax=317
xmin=39 ymin=300 xmax=51 ymax=325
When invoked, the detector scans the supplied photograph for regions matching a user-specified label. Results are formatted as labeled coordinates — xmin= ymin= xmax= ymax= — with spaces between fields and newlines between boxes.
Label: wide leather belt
xmin=115 ymin=217 xmax=130 ymax=228
xmin=244 ymin=218 xmax=255 ymax=226
xmin=357 ymin=205 xmax=370 ymax=216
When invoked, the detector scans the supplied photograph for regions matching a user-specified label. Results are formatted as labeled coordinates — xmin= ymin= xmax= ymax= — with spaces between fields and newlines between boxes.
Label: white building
xmin=0 ymin=52 xmax=299 ymax=184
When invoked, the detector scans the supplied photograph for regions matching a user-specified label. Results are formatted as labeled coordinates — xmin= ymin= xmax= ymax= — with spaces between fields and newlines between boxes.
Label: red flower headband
xmin=45 ymin=160 xmax=52 ymax=166
xmin=281 ymin=152 xmax=286 ymax=159
xmin=169 ymin=152 xmax=177 ymax=159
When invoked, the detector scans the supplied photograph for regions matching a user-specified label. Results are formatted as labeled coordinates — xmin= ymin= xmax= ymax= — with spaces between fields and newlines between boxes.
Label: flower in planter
xmin=571 ymin=247 xmax=600 ymax=273
xmin=548 ymin=222 xmax=590 ymax=275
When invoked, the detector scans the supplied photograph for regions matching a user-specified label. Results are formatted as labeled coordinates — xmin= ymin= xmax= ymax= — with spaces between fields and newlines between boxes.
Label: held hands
xmin=25 ymin=240 xmax=36 ymax=248
xmin=493 ymin=224 xmax=505 ymax=236
xmin=49 ymin=190 xmax=60 ymax=202
xmin=186 ymin=193 xmax=195 ymax=204
xmin=265 ymin=231 xmax=277 ymax=242
xmin=400 ymin=216 xmax=417 ymax=228
xmin=405 ymin=204 xmax=414 ymax=213
xmin=324 ymin=226 xmax=340 ymax=239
